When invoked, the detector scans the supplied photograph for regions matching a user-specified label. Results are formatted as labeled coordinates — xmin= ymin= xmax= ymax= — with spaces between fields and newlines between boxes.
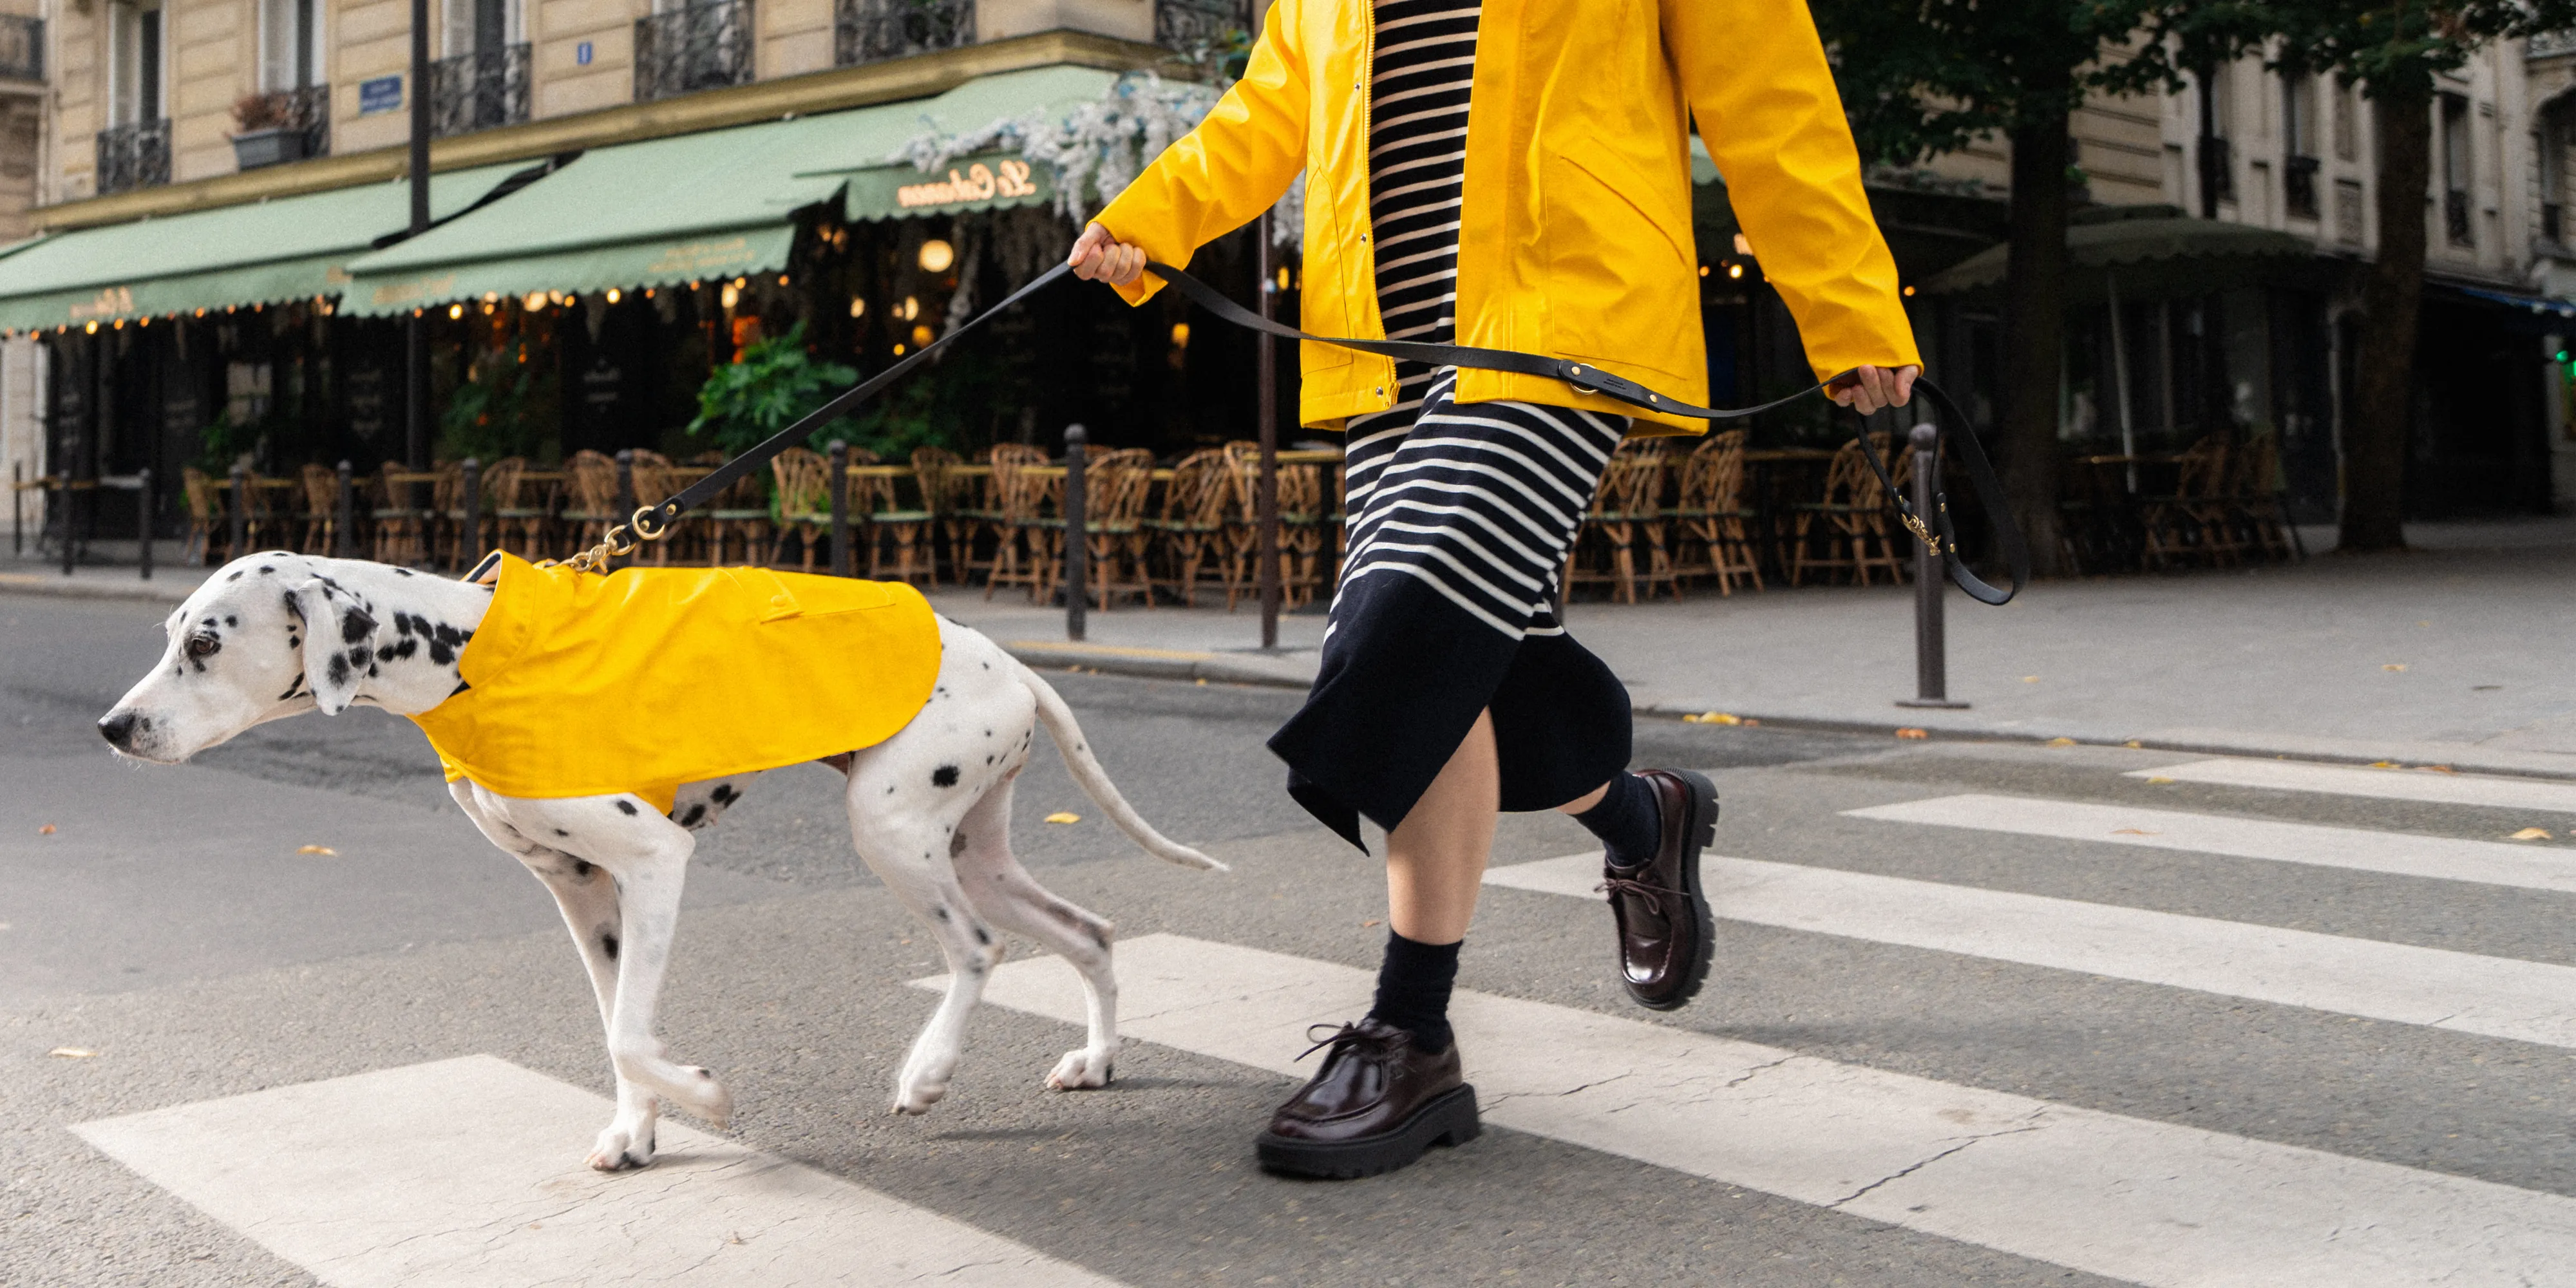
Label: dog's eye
xmin=185 ymin=634 xmax=220 ymax=659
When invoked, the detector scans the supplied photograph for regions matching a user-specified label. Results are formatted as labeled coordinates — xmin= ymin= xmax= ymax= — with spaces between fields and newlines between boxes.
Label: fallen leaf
xmin=2111 ymin=828 xmax=2160 ymax=836
xmin=1044 ymin=811 xmax=1081 ymax=824
xmin=2369 ymin=761 xmax=2400 ymax=769
xmin=2046 ymin=737 xmax=2077 ymax=747
xmin=2421 ymin=765 xmax=2458 ymax=775
xmin=2123 ymin=740 xmax=2143 ymax=748
xmin=2417 ymin=621 xmax=2431 ymax=627
xmin=296 ymin=845 xmax=337 ymax=857
xmin=48 ymin=1047 xmax=95 ymax=1059
xmin=1194 ymin=678 xmax=1207 ymax=686
xmin=37 ymin=824 xmax=54 ymax=835
xmin=2020 ymin=676 xmax=2040 ymax=683
xmin=1685 ymin=712 xmax=1741 ymax=725
xmin=1741 ymin=717 xmax=1761 ymax=726
xmin=2383 ymin=663 xmax=2408 ymax=672
xmin=1361 ymin=918 xmax=1381 ymax=928
xmin=1895 ymin=728 xmax=1929 ymax=740
xmin=2511 ymin=828 xmax=2553 ymax=841
xmin=2145 ymin=776 xmax=2175 ymax=784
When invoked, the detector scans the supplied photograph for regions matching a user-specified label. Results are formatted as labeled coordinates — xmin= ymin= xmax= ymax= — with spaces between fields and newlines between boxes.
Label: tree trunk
xmin=2000 ymin=104 xmax=2072 ymax=576
xmin=2344 ymin=78 xmax=2430 ymax=552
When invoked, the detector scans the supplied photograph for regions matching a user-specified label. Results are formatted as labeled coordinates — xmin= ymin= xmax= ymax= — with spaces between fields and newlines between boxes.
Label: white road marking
xmin=947 ymin=934 xmax=2576 ymax=1287
xmin=72 ymin=1055 xmax=1121 ymax=1287
xmin=1845 ymin=793 xmax=2576 ymax=894
xmin=2133 ymin=757 xmax=2576 ymax=815
xmin=1485 ymin=853 xmax=2576 ymax=1049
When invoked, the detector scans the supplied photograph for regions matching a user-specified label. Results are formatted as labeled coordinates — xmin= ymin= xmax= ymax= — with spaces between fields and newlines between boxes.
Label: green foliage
xmin=2114 ymin=0 xmax=2576 ymax=102
xmin=1810 ymin=0 xmax=2161 ymax=166
xmin=194 ymin=412 xmax=250 ymax=473
xmin=439 ymin=350 xmax=558 ymax=464
xmin=687 ymin=322 xmax=861 ymax=458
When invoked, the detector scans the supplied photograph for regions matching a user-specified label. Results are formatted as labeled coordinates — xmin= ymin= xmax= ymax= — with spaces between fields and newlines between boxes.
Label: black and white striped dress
xmin=1269 ymin=0 xmax=1635 ymax=849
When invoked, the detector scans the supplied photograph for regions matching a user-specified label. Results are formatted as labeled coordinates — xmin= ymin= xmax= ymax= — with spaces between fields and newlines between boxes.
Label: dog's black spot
xmin=709 ymin=784 xmax=739 ymax=805
xmin=224 ymin=615 xmax=238 ymax=627
xmin=950 ymin=831 xmax=969 ymax=857
xmin=258 ymin=564 xmax=275 ymax=573
xmin=226 ymin=570 xmax=244 ymax=582
xmin=601 ymin=932 xmax=619 ymax=961
xmin=277 ymin=681 xmax=302 ymax=701
xmin=339 ymin=606 xmax=375 ymax=645
xmin=973 ymin=926 xmax=991 ymax=946
xmin=933 ymin=905 xmax=951 ymax=922
xmin=984 ymin=755 xmax=993 ymax=765
xmin=615 ymin=799 xmax=638 ymax=816
xmin=1090 ymin=925 xmax=1112 ymax=951
xmin=931 ymin=765 xmax=960 ymax=788
xmin=556 ymin=829 xmax=571 ymax=838
xmin=571 ymin=858 xmax=593 ymax=876
xmin=395 ymin=568 xmax=415 ymax=577
xmin=679 ymin=804 xmax=706 ymax=827
xmin=327 ymin=654 xmax=351 ymax=686
xmin=287 ymin=636 xmax=299 ymax=649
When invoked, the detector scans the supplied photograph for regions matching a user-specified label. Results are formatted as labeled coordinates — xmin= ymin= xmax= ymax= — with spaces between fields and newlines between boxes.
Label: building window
xmin=835 ymin=0 xmax=974 ymax=68
xmin=2333 ymin=78 xmax=2358 ymax=161
xmin=2441 ymin=92 xmax=2473 ymax=247
xmin=260 ymin=0 xmax=321 ymax=90
xmin=636 ymin=0 xmax=755 ymax=103
xmin=2334 ymin=178 xmax=2365 ymax=247
xmin=435 ymin=0 xmax=529 ymax=135
xmin=99 ymin=0 xmax=170 ymax=194
xmin=2282 ymin=72 xmax=2320 ymax=221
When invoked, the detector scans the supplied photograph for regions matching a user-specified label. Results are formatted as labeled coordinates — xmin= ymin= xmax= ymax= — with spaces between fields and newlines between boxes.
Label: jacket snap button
xmin=770 ymin=594 xmax=790 ymax=609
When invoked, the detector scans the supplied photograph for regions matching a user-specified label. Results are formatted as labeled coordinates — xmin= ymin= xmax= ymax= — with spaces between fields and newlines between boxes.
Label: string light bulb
xmin=849 ymin=297 xmax=865 ymax=317
xmin=721 ymin=283 xmax=740 ymax=309
xmin=605 ymin=288 xmax=621 ymax=304
xmin=448 ymin=303 xmax=464 ymax=319
xmin=916 ymin=240 xmax=954 ymax=272
xmin=910 ymin=323 xmax=933 ymax=347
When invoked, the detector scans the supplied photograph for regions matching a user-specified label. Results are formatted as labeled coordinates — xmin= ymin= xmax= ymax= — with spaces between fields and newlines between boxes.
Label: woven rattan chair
xmin=768 ymin=447 xmax=832 ymax=572
xmin=1672 ymin=430 xmax=1763 ymax=596
xmin=687 ymin=451 xmax=769 ymax=567
xmin=1569 ymin=440 xmax=1676 ymax=603
xmin=180 ymin=467 xmax=220 ymax=565
xmin=1144 ymin=448 xmax=1234 ymax=607
xmin=372 ymin=462 xmax=440 ymax=566
xmin=1790 ymin=433 xmax=1906 ymax=586
xmin=1076 ymin=448 xmax=1157 ymax=609
xmin=2140 ymin=435 xmax=2233 ymax=570
xmin=2227 ymin=434 xmax=2298 ymax=563
xmin=910 ymin=447 xmax=967 ymax=583
xmin=861 ymin=451 xmax=940 ymax=586
xmin=561 ymin=451 xmax=623 ymax=559
xmin=983 ymin=447 xmax=1062 ymax=600
xmin=295 ymin=464 xmax=338 ymax=556
xmin=437 ymin=457 xmax=526 ymax=569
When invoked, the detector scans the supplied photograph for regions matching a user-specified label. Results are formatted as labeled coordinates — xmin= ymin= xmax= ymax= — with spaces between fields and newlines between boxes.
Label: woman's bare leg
xmin=1385 ymin=710 xmax=1501 ymax=944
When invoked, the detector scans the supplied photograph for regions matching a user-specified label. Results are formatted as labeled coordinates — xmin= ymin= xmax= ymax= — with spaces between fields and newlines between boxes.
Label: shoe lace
xmin=1597 ymin=875 xmax=1680 ymax=916
xmin=1294 ymin=1021 xmax=1400 ymax=1063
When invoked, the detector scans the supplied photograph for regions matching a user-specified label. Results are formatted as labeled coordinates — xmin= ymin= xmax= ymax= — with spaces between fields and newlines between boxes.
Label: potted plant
xmin=230 ymin=92 xmax=311 ymax=171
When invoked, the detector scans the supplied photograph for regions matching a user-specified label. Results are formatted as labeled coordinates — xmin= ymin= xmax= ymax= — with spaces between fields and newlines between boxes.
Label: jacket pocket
xmin=1542 ymin=149 xmax=1699 ymax=375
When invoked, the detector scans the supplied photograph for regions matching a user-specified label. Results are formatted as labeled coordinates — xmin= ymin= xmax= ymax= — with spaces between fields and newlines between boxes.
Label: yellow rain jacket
xmin=410 ymin=554 xmax=942 ymax=813
xmin=1094 ymin=0 xmax=1918 ymax=435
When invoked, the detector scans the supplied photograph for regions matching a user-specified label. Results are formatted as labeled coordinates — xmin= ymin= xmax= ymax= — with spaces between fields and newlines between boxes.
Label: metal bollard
xmin=1897 ymin=421 xmax=1967 ymax=710
xmin=828 ymin=440 xmax=851 ymax=577
xmin=612 ymin=450 xmax=636 ymax=572
xmin=335 ymin=460 xmax=354 ymax=560
xmin=229 ymin=462 xmax=249 ymax=566
xmin=11 ymin=460 xmax=21 ymax=557
xmin=459 ymin=457 xmax=481 ymax=573
xmin=1063 ymin=424 xmax=1087 ymax=641
xmin=57 ymin=473 xmax=71 ymax=576
xmin=136 ymin=468 xmax=153 ymax=581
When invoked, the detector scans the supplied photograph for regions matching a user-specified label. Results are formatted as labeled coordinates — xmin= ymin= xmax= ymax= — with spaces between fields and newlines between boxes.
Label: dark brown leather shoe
xmin=1599 ymin=768 xmax=1718 ymax=1010
xmin=1255 ymin=1018 xmax=1480 ymax=1179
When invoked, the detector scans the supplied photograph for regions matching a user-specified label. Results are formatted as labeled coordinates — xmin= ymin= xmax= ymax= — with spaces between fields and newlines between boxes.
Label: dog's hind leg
xmin=949 ymin=777 xmax=1120 ymax=1091
xmin=846 ymin=769 xmax=1004 ymax=1116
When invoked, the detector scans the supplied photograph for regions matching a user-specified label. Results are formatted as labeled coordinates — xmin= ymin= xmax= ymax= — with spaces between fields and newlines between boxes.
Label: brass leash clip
xmin=562 ymin=505 xmax=669 ymax=574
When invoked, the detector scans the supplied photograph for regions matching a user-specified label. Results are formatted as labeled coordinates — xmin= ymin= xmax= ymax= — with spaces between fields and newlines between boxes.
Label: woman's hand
xmin=1067 ymin=223 xmax=1148 ymax=287
xmin=1832 ymin=364 xmax=1919 ymax=415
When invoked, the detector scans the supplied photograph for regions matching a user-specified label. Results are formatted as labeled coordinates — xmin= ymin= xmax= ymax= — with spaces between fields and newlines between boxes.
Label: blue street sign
xmin=577 ymin=41 xmax=593 ymax=65
xmin=358 ymin=75 xmax=402 ymax=116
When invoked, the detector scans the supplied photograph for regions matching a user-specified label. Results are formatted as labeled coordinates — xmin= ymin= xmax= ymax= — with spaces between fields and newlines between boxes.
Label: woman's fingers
xmin=1068 ymin=223 xmax=1149 ymax=287
xmin=1833 ymin=364 xmax=1922 ymax=415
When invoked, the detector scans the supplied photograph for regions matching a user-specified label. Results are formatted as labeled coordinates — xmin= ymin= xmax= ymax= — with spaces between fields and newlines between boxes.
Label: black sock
xmin=1367 ymin=930 xmax=1461 ymax=1055
xmin=1575 ymin=771 xmax=1663 ymax=869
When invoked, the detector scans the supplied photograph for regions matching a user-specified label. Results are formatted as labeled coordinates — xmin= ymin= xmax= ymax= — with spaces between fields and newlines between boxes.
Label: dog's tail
xmin=1015 ymin=660 xmax=1227 ymax=872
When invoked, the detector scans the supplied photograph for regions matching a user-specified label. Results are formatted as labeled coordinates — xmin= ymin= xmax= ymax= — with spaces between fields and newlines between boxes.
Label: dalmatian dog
xmin=97 ymin=551 xmax=1221 ymax=1171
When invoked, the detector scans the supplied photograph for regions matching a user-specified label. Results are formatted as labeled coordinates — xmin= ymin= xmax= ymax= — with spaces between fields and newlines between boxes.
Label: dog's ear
xmin=285 ymin=579 xmax=378 ymax=715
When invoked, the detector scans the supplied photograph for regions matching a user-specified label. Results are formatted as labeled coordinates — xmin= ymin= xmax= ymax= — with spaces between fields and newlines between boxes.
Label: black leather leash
xmin=629 ymin=256 xmax=2027 ymax=605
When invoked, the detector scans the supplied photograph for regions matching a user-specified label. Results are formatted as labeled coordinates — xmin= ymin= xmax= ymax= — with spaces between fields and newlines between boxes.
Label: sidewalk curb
xmin=1003 ymin=641 xmax=2576 ymax=785
xmin=0 ymin=573 xmax=194 ymax=605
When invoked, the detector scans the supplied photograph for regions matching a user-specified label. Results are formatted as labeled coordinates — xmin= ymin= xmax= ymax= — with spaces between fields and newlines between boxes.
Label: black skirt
xmin=1269 ymin=371 xmax=1634 ymax=850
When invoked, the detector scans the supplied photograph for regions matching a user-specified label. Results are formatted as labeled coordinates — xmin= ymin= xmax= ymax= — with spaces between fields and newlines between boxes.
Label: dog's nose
xmin=98 ymin=709 xmax=138 ymax=749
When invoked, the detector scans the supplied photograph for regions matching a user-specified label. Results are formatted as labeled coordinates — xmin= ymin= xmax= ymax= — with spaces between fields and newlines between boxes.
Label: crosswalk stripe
xmin=1846 ymin=793 xmax=2576 ymax=894
xmin=951 ymin=933 xmax=2576 ymax=1287
xmin=73 ymin=1055 xmax=1121 ymax=1287
xmin=2133 ymin=757 xmax=2576 ymax=814
xmin=1484 ymin=853 xmax=2576 ymax=1049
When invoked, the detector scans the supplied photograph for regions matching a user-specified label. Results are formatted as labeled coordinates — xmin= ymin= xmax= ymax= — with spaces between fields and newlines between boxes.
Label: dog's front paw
xmin=890 ymin=1077 xmax=949 ymax=1115
xmin=587 ymin=1121 xmax=657 ymax=1172
xmin=1045 ymin=1047 xmax=1114 ymax=1091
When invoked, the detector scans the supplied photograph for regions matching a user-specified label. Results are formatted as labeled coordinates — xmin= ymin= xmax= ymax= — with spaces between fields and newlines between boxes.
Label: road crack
xmin=1824 ymin=1123 xmax=2044 ymax=1209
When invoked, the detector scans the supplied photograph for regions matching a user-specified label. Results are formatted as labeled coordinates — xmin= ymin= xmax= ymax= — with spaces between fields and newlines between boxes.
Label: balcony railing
xmin=1157 ymin=0 xmax=1249 ymax=59
xmin=281 ymin=84 xmax=330 ymax=159
xmin=434 ymin=44 xmax=531 ymax=137
xmin=0 ymin=15 xmax=43 ymax=80
xmin=96 ymin=118 xmax=171 ymax=195
xmin=636 ymin=0 xmax=755 ymax=103
xmin=2532 ymin=29 xmax=2576 ymax=59
xmin=2199 ymin=136 xmax=2233 ymax=205
xmin=2445 ymin=188 xmax=2474 ymax=246
xmin=835 ymin=0 xmax=972 ymax=68
xmin=2284 ymin=154 xmax=2320 ymax=221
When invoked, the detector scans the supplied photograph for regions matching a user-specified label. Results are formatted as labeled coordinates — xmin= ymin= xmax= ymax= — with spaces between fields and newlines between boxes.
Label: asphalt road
xmin=6 ymin=593 xmax=2575 ymax=1285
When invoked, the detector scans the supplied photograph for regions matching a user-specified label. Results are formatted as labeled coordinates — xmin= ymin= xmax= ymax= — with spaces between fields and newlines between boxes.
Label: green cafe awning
xmin=0 ymin=164 xmax=534 ymax=333
xmin=338 ymin=64 xmax=1126 ymax=316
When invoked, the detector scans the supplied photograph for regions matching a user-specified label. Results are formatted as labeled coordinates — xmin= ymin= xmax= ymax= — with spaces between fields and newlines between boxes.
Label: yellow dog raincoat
xmin=410 ymin=553 xmax=942 ymax=813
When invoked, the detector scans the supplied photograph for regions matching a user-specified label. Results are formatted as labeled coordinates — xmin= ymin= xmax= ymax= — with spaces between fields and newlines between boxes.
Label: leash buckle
xmin=1899 ymin=509 xmax=1944 ymax=555
xmin=562 ymin=505 xmax=671 ymax=575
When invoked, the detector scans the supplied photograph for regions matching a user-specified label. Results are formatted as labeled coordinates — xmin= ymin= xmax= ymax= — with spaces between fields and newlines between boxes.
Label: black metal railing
xmin=96 ymin=119 xmax=171 ymax=195
xmin=835 ymin=0 xmax=972 ymax=67
xmin=635 ymin=0 xmax=755 ymax=102
xmin=2446 ymin=188 xmax=2474 ymax=245
xmin=2284 ymin=154 xmax=2320 ymax=221
xmin=434 ymin=43 xmax=531 ymax=137
xmin=1157 ymin=0 xmax=1249 ymax=59
xmin=0 ymin=15 xmax=43 ymax=80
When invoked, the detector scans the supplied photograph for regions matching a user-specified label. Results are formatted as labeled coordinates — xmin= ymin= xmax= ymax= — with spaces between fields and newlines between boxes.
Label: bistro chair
xmin=437 ymin=457 xmax=526 ymax=568
xmin=1569 ymin=440 xmax=1676 ymax=603
xmin=1145 ymin=448 xmax=1235 ymax=607
xmin=769 ymin=446 xmax=833 ymax=573
xmin=1075 ymin=448 xmax=1157 ymax=609
xmin=296 ymin=463 xmax=341 ymax=556
xmin=625 ymin=450 xmax=680 ymax=567
xmin=2139 ymin=435 xmax=2233 ymax=570
xmin=1218 ymin=442 xmax=1280 ymax=611
xmin=910 ymin=446 xmax=966 ymax=583
xmin=864 ymin=453 xmax=938 ymax=587
xmin=984 ymin=448 xmax=1061 ymax=601
xmin=180 ymin=466 xmax=221 ymax=565
xmin=2227 ymin=434 xmax=2300 ymax=563
xmin=1790 ymin=432 xmax=1906 ymax=587
xmin=692 ymin=451 xmax=771 ymax=568
xmin=491 ymin=457 xmax=556 ymax=560
xmin=372 ymin=461 xmax=440 ymax=567
xmin=1274 ymin=460 xmax=1340 ymax=609
xmin=561 ymin=451 xmax=624 ymax=561
xmin=960 ymin=444 xmax=1043 ymax=587
xmin=1671 ymin=430 xmax=1763 ymax=596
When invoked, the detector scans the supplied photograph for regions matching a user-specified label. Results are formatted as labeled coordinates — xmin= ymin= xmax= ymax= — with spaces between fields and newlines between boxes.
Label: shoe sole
xmin=1253 ymin=1084 xmax=1481 ymax=1179
xmin=1631 ymin=769 xmax=1719 ymax=1012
